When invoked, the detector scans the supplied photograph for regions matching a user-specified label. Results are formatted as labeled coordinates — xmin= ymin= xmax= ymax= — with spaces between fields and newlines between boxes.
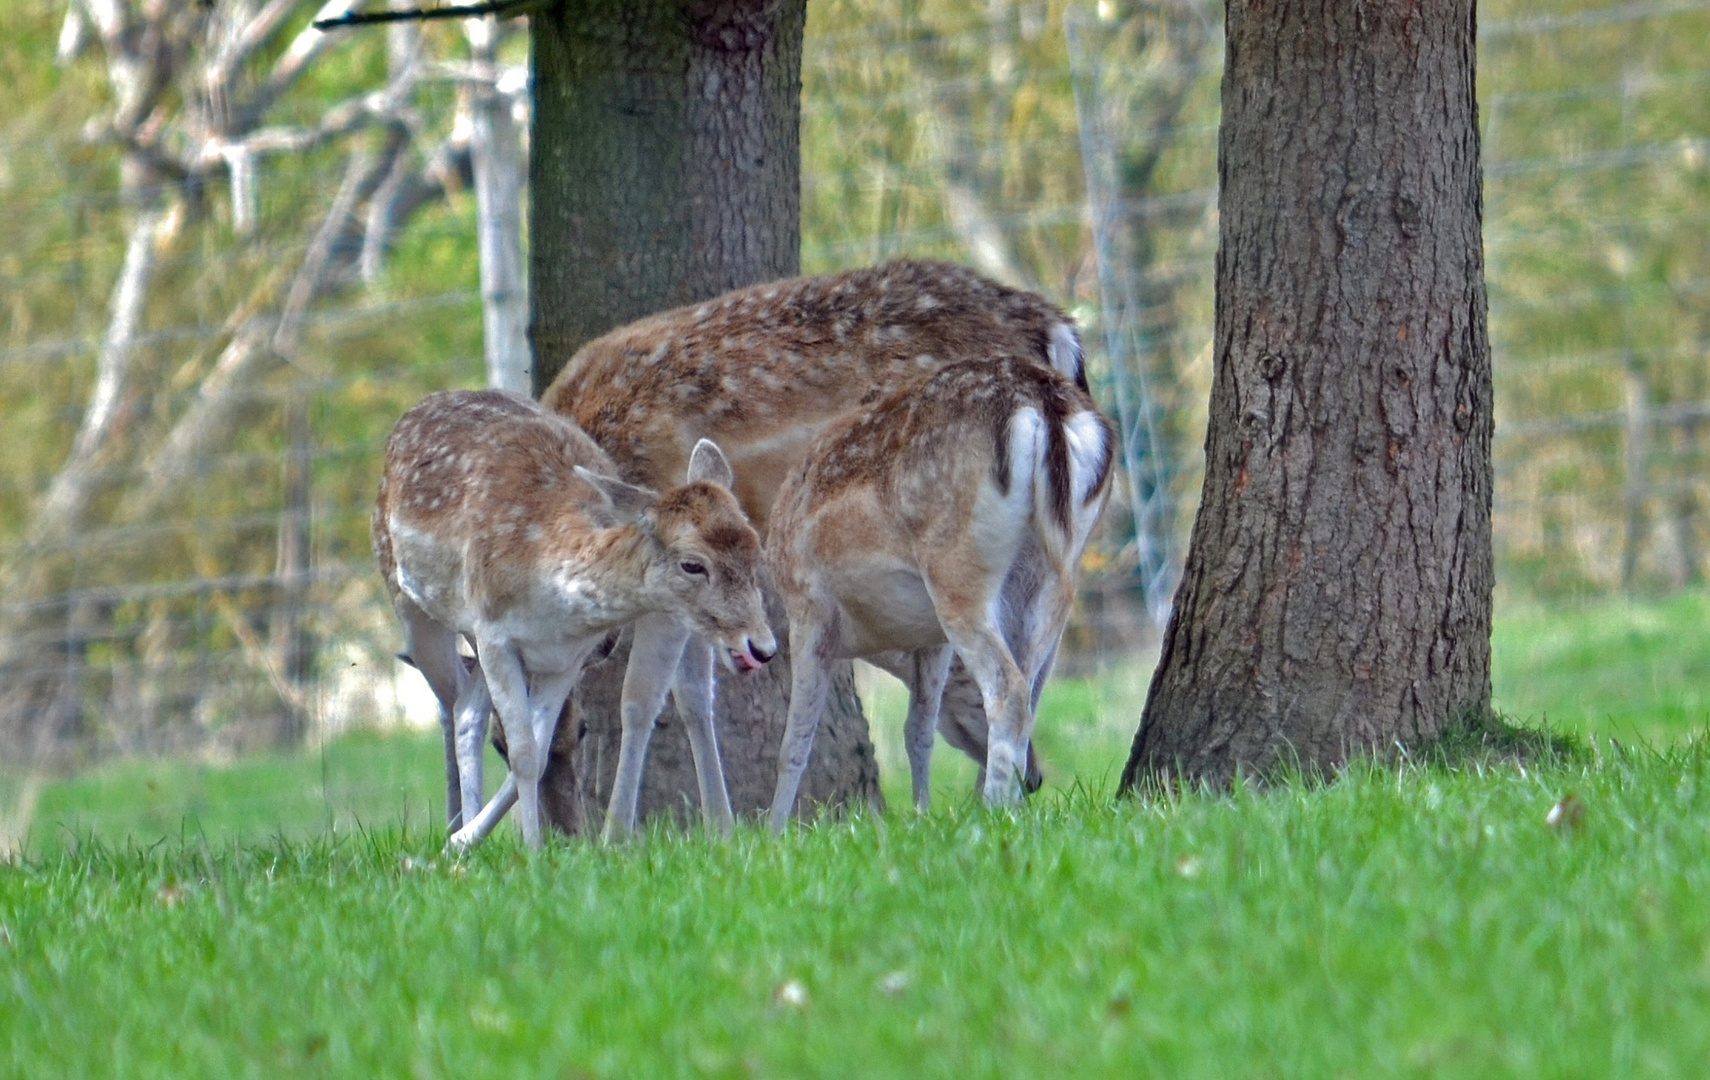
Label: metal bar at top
xmin=313 ymin=0 xmax=542 ymax=30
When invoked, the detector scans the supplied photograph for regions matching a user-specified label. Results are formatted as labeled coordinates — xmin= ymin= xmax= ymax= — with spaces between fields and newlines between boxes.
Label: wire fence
xmin=2 ymin=0 xmax=1708 ymax=775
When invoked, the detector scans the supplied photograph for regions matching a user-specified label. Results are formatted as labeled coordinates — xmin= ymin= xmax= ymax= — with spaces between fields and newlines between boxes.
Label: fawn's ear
xmin=574 ymin=466 xmax=658 ymax=525
xmin=686 ymin=438 xmax=735 ymax=490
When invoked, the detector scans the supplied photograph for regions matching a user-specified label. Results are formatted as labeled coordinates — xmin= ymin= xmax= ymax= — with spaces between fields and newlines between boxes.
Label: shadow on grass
xmin=1419 ymin=706 xmax=1588 ymax=770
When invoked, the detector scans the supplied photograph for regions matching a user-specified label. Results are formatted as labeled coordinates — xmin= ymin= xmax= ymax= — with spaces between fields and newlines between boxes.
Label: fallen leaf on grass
xmin=1546 ymin=794 xmax=1586 ymax=833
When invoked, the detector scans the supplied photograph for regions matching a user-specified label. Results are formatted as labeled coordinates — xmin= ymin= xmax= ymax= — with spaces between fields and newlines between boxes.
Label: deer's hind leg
xmin=920 ymin=557 xmax=1034 ymax=807
xmin=475 ymin=640 xmax=587 ymax=849
xmin=867 ymin=647 xmax=954 ymax=812
xmin=453 ymin=663 xmax=493 ymax=830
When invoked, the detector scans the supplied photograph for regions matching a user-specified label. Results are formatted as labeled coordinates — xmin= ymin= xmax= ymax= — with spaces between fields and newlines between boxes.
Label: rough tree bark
xmin=530 ymin=0 xmax=805 ymax=389
xmin=527 ymin=0 xmax=882 ymax=830
xmin=1121 ymin=0 xmax=1494 ymax=788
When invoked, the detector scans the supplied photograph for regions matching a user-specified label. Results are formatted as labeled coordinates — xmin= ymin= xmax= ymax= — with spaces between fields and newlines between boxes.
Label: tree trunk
xmin=528 ymin=0 xmax=881 ymax=831
xmin=1122 ymin=0 xmax=1494 ymax=789
xmin=529 ymin=0 xmax=805 ymax=391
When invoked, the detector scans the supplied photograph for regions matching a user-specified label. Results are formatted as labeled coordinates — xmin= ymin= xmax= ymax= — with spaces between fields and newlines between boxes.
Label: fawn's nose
xmin=748 ymin=639 xmax=776 ymax=665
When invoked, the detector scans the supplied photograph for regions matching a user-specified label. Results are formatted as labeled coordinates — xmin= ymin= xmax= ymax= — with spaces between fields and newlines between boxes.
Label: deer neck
xmin=530 ymin=519 xmax=660 ymax=633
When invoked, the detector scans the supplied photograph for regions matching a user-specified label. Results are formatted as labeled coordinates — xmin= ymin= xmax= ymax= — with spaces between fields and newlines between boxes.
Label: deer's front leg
xmin=604 ymin=613 xmax=691 ymax=841
xmin=769 ymin=608 xmax=839 ymax=833
xmin=671 ymin=635 xmax=735 ymax=836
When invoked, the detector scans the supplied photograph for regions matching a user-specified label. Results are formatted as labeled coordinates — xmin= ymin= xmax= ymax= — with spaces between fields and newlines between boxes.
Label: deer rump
xmin=766 ymin=357 xmax=1114 ymax=825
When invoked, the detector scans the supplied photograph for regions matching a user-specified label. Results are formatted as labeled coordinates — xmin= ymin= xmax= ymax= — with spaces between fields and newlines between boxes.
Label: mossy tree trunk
xmin=527 ymin=0 xmax=882 ymax=831
xmin=1122 ymin=0 xmax=1494 ymax=789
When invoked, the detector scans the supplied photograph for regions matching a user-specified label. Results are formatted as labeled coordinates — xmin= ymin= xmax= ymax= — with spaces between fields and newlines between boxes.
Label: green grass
xmin=5 ymin=750 xmax=1710 ymax=1078
xmin=1493 ymin=590 xmax=1710 ymax=746
xmin=6 ymin=595 xmax=1710 ymax=1077
xmin=11 ymin=730 xmax=503 ymax=857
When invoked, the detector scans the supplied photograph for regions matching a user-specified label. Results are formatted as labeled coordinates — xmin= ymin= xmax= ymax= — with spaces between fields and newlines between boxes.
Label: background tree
xmin=0 ymin=0 xmax=488 ymax=761
xmin=527 ymin=0 xmax=882 ymax=830
xmin=1123 ymin=0 xmax=1494 ymax=787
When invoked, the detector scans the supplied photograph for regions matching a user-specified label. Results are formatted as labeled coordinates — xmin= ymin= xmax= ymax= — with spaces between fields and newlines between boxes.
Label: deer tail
xmin=1046 ymin=323 xmax=1089 ymax=394
xmin=1029 ymin=395 xmax=1114 ymax=575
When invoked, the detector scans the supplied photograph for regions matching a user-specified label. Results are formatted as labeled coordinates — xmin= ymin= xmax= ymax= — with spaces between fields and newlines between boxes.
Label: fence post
xmin=467 ymin=16 xmax=531 ymax=395
xmin=1622 ymin=362 xmax=1650 ymax=592
xmin=1673 ymin=419 xmax=1703 ymax=587
xmin=271 ymin=388 xmax=314 ymax=747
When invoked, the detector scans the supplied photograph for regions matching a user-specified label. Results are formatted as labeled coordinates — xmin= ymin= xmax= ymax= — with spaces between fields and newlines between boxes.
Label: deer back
xmin=539 ymin=260 xmax=1084 ymax=532
xmin=377 ymin=391 xmax=770 ymax=660
xmin=377 ymin=390 xmax=632 ymax=628
xmin=767 ymin=357 xmax=1115 ymax=598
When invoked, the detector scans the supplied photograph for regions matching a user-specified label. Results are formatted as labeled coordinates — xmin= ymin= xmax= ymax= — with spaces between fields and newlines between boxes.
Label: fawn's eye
xmin=680 ymin=560 xmax=708 ymax=577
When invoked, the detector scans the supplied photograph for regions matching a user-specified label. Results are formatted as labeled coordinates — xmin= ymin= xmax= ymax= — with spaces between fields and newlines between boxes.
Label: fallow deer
xmin=539 ymin=261 xmax=1078 ymax=795
xmin=373 ymin=389 xmax=774 ymax=848
xmin=763 ymin=357 xmax=1114 ymax=830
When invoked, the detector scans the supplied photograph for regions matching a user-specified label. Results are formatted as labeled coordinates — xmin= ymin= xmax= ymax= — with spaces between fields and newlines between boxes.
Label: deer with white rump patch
xmin=539 ymin=261 xmax=1081 ymax=808
xmin=373 ymin=390 xmax=774 ymax=848
xmin=765 ymin=357 xmax=1114 ymax=829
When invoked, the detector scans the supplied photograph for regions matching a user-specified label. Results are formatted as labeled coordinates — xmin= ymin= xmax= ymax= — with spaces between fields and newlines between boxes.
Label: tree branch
xmin=29 ymin=206 xmax=167 ymax=550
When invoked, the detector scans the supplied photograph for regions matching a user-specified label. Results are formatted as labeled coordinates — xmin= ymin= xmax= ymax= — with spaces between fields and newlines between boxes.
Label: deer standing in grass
xmin=373 ymin=390 xmax=774 ymax=847
xmin=764 ymin=358 xmax=1114 ymax=829
xmin=539 ymin=261 xmax=1083 ymax=810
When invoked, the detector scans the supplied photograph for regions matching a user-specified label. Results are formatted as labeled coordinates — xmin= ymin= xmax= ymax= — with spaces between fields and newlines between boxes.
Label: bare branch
xmin=233 ymin=0 xmax=366 ymax=130
xmin=206 ymin=0 xmax=302 ymax=91
xmin=56 ymin=4 xmax=88 ymax=65
xmin=75 ymin=0 xmax=126 ymax=44
xmin=121 ymin=149 xmax=371 ymax=523
xmin=942 ymin=180 xmax=1036 ymax=291
xmin=275 ymin=147 xmax=375 ymax=356
xmin=360 ymin=134 xmax=421 ymax=282
xmin=32 ymin=206 xmax=168 ymax=547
